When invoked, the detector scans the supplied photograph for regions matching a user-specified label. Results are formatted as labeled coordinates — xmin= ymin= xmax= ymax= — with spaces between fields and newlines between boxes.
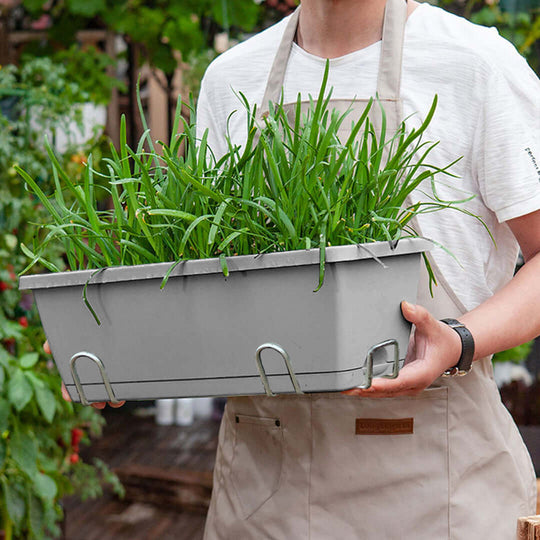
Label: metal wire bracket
xmin=357 ymin=339 xmax=400 ymax=389
xmin=256 ymin=343 xmax=304 ymax=397
xmin=70 ymin=352 xmax=121 ymax=406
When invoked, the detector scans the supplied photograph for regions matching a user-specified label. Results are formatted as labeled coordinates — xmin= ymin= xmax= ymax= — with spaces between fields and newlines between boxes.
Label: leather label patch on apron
xmin=355 ymin=418 xmax=414 ymax=435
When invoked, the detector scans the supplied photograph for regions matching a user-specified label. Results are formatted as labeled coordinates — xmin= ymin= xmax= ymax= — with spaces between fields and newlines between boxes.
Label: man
xmin=196 ymin=0 xmax=540 ymax=538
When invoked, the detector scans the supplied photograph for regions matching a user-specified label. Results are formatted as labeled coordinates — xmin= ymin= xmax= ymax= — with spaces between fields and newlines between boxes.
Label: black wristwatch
xmin=440 ymin=318 xmax=475 ymax=377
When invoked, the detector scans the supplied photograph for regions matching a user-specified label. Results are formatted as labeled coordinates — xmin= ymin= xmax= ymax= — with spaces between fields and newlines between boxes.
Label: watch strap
xmin=440 ymin=318 xmax=475 ymax=377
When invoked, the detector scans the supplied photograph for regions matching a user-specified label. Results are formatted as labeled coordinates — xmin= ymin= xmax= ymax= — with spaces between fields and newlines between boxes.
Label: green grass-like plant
xmin=19 ymin=65 xmax=476 ymax=292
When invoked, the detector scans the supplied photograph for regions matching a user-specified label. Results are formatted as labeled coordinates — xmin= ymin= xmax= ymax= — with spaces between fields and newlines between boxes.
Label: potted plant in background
xmin=0 ymin=57 xmax=123 ymax=540
xmin=18 ymin=69 xmax=480 ymax=405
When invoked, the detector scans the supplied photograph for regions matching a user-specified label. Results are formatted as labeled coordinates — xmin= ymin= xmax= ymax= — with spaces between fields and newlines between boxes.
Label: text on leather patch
xmin=355 ymin=418 xmax=414 ymax=435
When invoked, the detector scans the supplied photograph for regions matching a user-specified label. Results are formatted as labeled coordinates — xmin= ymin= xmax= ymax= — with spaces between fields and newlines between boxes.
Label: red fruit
xmin=69 ymin=453 xmax=80 ymax=464
xmin=0 ymin=281 xmax=9 ymax=292
xmin=71 ymin=428 xmax=84 ymax=448
xmin=18 ymin=316 xmax=28 ymax=328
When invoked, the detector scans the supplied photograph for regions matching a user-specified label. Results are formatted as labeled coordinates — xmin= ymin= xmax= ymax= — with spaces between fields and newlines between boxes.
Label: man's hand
xmin=44 ymin=341 xmax=125 ymax=409
xmin=342 ymin=301 xmax=462 ymax=398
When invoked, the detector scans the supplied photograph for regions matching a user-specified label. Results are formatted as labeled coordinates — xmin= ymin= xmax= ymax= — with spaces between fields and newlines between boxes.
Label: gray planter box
xmin=19 ymin=238 xmax=432 ymax=403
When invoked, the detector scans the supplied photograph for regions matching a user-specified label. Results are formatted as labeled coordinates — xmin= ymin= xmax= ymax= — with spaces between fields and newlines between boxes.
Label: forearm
xmin=460 ymin=252 xmax=540 ymax=360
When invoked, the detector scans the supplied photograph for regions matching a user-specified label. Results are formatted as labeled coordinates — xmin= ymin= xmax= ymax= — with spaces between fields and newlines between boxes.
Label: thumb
xmin=400 ymin=301 xmax=434 ymax=330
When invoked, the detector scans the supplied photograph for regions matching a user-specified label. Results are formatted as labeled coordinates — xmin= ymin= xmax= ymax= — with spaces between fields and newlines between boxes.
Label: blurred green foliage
xmin=493 ymin=341 xmax=535 ymax=364
xmin=21 ymin=0 xmax=262 ymax=76
xmin=0 ymin=57 xmax=123 ymax=540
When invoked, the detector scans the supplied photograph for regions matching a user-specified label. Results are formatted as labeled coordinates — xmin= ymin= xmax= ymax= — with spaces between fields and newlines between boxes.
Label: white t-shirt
xmin=197 ymin=2 xmax=540 ymax=311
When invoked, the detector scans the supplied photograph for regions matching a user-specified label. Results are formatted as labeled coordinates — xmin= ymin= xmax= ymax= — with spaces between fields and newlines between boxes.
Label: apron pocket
xmin=310 ymin=387 xmax=450 ymax=539
xmin=230 ymin=413 xmax=284 ymax=519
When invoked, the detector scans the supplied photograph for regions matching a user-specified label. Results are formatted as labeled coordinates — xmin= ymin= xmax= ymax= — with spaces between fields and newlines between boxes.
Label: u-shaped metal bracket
xmin=256 ymin=343 xmax=304 ymax=397
xmin=70 ymin=352 xmax=121 ymax=406
xmin=357 ymin=338 xmax=400 ymax=389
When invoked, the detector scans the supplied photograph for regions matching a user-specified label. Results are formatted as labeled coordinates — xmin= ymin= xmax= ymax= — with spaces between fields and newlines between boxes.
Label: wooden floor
xmin=64 ymin=496 xmax=208 ymax=540
xmin=63 ymin=405 xmax=220 ymax=540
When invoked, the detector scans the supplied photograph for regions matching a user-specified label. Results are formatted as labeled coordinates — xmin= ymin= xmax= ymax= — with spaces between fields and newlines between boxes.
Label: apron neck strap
xmin=261 ymin=7 xmax=301 ymax=115
xmin=260 ymin=0 xmax=408 ymax=115
xmin=378 ymin=0 xmax=408 ymax=100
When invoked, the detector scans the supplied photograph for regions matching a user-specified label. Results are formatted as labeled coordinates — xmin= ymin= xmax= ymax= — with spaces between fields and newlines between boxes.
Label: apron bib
xmin=204 ymin=1 xmax=536 ymax=538
xmin=258 ymin=0 xmax=405 ymax=139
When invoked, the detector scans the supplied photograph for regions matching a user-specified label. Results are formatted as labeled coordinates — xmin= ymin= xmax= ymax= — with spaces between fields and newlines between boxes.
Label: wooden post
xmin=105 ymin=30 xmax=120 ymax=148
xmin=0 ymin=17 xmax=10 ymax=66
xmin=517 ymin=516 xmax=540 ymax=539
xmin=148 ymin=69 xmax=169 ymax=150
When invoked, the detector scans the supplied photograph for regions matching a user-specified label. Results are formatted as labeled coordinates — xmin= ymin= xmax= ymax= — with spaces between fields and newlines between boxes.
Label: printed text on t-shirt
xmin=525 ymin=148 xmax=540 ymax=181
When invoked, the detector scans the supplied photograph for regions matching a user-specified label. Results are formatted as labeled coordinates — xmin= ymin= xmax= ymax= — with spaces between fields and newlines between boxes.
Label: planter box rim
xmin=19 ymin=237 xmax=432 ymax=291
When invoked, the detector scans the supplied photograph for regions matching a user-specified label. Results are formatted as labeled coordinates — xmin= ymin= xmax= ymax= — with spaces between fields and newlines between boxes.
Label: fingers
xmin=342 ymin=302 xmax=460 ymax=398
xmin=90 ymin=400 xmax=126 ymax=409
xmin=342 ymin=371 xmax=427 ymax=398
xmin=108 ymin=400 xmax=126 ymax=408
xmin=61 ymin=382 xmax=72 ymax=402
xmin=46 ymin=340 xmax=125 ymax=409
xmin=61 ymin=382 xmax=122 ymax=408
xmin=342 ymin=359 xmax=435 ymax=398
xmin=91 ymin=402 xmax=107 ymax=409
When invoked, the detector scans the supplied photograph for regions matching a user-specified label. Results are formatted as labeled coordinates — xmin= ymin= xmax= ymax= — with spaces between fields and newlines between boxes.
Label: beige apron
xmin=204 ymin=2 xmax=536 ymax=538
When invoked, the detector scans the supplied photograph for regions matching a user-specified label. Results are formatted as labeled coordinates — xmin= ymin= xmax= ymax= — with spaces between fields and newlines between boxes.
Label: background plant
xmin=0 ymin=58 xmax=123 ymax=540
xmin=0 ymin=56 xmax=87 ymax=173
xmin=51 ymin=45 xmax=126 ymax=106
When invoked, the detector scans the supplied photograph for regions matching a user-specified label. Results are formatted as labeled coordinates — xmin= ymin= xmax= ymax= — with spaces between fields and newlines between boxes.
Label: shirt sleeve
xmin=473 ymin=57 xmax=540 ymax=223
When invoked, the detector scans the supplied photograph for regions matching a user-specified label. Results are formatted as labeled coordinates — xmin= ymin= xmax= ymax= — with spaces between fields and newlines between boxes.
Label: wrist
xmin=440 ymin=318 xmax=475 ymax=376
xmin=442 ymin=321 xmax=462 ymax=363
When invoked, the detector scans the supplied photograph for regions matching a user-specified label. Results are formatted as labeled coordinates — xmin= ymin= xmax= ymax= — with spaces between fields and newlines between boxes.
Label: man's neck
xmin=296 ymin=0 xmax=417 ymax=58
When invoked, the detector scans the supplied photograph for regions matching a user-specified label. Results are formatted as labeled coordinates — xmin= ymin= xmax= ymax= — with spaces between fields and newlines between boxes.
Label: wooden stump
xmin=518 ymin=516 xmax=540 ymax=539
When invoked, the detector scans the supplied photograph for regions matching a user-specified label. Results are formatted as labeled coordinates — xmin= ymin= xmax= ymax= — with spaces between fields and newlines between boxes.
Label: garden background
xmin=0 ymin=0 xmax=538 ymax=538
